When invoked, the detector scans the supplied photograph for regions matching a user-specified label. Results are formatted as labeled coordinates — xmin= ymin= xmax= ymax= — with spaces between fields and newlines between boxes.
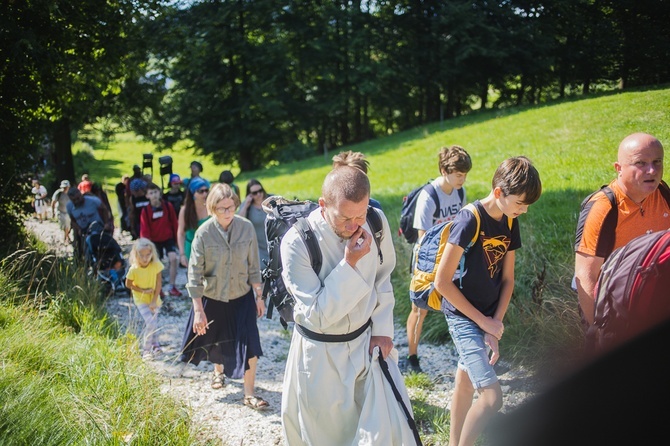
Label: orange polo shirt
xmin=577 ymin=179 xmax=670 ymax=258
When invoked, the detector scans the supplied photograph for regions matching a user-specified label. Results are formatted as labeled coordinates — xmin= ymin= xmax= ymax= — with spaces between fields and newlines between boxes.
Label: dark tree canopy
xmin=129 ymin=0 xmax=669 ymax=172
xmin=2 ymin=0 xmax=669 ymax=252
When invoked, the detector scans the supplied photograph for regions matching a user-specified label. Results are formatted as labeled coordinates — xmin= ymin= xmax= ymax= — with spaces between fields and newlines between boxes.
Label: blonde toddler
xmin=125 ymin=238 xmax=164 ymax=358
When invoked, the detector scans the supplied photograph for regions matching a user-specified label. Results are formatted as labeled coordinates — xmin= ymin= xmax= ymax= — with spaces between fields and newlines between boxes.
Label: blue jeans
xmin=446 ymin=314 xmax=498 ymax=389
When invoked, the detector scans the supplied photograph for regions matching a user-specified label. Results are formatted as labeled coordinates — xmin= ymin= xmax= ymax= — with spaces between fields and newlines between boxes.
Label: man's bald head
xmin=618 ymin=133 xmax=663 ymax=162
xmin=615 ymin=132 xmax=664 ymax=203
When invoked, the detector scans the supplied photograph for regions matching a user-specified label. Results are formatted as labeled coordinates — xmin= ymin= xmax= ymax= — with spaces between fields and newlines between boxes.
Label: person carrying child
xmin=125 ymin=238 xmax=165 ymax=359
xmin=433 ymin=156 xmax=542 ymax=446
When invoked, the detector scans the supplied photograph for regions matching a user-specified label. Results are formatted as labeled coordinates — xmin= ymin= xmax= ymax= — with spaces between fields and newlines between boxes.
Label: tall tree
xmin=143 ymin=0 xmax=298 ymax=171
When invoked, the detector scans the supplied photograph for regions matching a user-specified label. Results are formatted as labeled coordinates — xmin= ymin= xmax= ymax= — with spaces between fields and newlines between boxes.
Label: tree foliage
xmin=1 ymin=0 xmax=167 ymax=251
xmin=130 ymin=0 xmax=669 ymax=172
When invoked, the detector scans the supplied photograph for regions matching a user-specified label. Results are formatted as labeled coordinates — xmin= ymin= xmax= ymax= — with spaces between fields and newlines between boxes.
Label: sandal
xmin=211 ymin=372 xmax=225 ymax=390
xmin=243 ymin=395 xmax=270 ymax=411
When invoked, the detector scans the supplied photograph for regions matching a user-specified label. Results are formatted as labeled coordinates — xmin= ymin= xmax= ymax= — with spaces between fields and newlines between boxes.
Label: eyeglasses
xmin=214 ymin=205 xmax=236 ymax=215
xmin=250 ymin=189 xmax=264 ymax=196
xmin=196 ymin=188 xmax=209 ymax=194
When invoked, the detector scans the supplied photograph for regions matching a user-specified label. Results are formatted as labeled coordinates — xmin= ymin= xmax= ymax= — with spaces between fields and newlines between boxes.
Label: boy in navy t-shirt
xmin=434 ymin=156 xmax=542 ymax=446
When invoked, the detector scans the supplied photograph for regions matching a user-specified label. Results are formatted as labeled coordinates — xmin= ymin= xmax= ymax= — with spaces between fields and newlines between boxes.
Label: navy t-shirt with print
xmin=442 ymin=200 xmax=521 ymax=318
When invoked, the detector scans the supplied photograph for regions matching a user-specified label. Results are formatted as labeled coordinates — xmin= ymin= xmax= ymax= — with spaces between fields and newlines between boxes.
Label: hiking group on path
xmin=25 ymin=132 xmax=670 ymax=445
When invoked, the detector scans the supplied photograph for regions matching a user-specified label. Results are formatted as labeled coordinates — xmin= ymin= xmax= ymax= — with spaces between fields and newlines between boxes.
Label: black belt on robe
xmin=295 ymin=318 xmax=372 ymax=342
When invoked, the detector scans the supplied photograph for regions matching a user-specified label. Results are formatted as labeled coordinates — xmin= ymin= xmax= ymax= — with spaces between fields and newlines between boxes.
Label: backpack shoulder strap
xmin=457 ymin=187 xmax=464 ymax=203
xmin=294 ymin=217 xmax=322 ymax=275
xmin=461 ymin=203 xmax=482 ymax=246
xmin=574 ymin=185 xmax=617 ymax=258
xmin=162 ymin=199 xmax=175 ymax=226
xmin=424 ymin=182 xmax=441 ymax=219
xmin=366 ymin=205 xmax=384 ymax=265
xmin=593 ymin=186 xmax=617 ymax=258
xmin=659 ymin=180 xmax=670 ymax=206
xmin=141 ymin=203 xmax=151 ymax=220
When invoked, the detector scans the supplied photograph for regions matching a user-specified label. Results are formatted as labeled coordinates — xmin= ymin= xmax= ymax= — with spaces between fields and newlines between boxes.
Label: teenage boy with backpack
xmin=434 ymin=156 xmax=542 ymax=446
xmin=402 ymin=145 xmax=472 ymax=373
xmin=574 ymin=133 xmax=669 ymax=330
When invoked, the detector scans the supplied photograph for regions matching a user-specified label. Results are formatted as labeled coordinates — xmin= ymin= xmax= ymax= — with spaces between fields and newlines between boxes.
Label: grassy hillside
xmin=77 ymin=85 xmax=670 ymax=363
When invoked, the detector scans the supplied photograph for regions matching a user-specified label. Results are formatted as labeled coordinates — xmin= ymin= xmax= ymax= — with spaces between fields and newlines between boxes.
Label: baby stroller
xmin=84 ymin=222 xmax=127 ymax=295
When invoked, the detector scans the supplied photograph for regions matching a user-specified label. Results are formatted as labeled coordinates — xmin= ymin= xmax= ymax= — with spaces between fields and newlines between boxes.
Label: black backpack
xmin=574 ymin=180 xmax=670 ymax=259
xmin=261 ymin=196 xmax=384 ymax=329
xmin=586 ymin=229 xmax=670 ymax=354
xmin=398 ymin=181 xmax=463 ymax=244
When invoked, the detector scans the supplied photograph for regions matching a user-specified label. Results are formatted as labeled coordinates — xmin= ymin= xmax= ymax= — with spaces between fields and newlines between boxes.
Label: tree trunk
xmin=479 ymin=84 xmax=488 ymax=110
xmin=238 ymin=148 xmax=255 ymax=172
xmin=52 ymin=118 xmax=75 ymax=185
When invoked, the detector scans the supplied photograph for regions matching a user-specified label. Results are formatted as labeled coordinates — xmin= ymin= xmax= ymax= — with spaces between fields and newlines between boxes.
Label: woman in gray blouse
xmin=179 ymin=183 xmax=270 ymax=410
xmin=237 ymin=178 xmax=271 ymax=269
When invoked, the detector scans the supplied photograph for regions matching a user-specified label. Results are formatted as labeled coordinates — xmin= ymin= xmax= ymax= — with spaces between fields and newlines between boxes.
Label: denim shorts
xmin=445 ymin=314 xmax=498 ymax=389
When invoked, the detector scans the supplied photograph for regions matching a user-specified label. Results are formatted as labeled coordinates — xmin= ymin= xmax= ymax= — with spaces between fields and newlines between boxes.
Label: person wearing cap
xmin=177 ymin=177 xmax=211 ymax=267
xmin=51 ymin=180 xmax=72 ymax=243
xmin=126 ymin=166 xmax=145 ymax=223
xmin=164 ymin=173 xmax=185 ymax=217
xmin=128 ymin=178 xmax=150 ymax=240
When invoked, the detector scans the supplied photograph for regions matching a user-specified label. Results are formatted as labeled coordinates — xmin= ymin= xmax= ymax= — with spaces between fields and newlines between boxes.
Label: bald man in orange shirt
xmin=575 ymin=132 xmax=670 ymax=325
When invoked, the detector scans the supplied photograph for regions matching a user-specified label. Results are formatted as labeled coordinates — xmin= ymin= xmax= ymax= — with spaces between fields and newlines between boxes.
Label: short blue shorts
xmin=445 ymin=314 xmax=498 ymax=389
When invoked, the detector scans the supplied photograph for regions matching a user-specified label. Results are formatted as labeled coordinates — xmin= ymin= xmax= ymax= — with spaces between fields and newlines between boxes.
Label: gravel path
xmin=25 ymin=218 xmax=539 ymax=445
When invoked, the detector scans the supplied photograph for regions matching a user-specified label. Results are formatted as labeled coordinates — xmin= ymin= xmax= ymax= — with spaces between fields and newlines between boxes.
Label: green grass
xmin=0 ymin=304 xmax=198 ymax=445
xmin=48 ymin=84 xmax=670 ymax=443
xmin=0 ymin=249 xmax=204 ymax=445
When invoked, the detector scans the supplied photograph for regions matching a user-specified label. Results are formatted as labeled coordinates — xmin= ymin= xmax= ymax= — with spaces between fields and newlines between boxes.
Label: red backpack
xmin=587 ymin=229 xmax=670 ymax=353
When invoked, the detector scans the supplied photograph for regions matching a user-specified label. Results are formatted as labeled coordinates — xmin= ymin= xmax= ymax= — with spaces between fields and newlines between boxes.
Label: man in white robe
xmin=280 ymin=166 xmax=416 ymax=445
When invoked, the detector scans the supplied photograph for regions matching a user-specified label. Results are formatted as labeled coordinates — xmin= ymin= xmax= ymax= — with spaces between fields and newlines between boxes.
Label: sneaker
xmin=407 ymin=355 xmax=423 ymax=374
xmin=169 ymin=286 xmax=183 ymax=297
